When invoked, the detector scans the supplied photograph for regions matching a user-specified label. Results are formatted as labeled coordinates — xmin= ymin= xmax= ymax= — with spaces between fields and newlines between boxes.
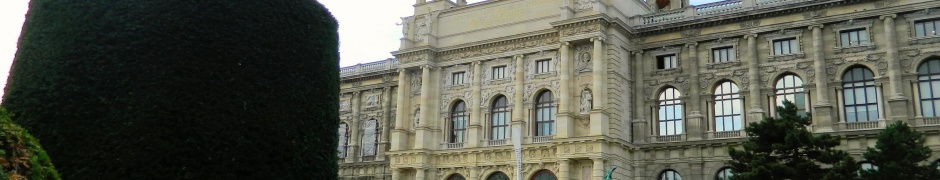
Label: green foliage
xmin=3 ymin=0 xmax=339 ymax=179
xmin=0 ymin=108 xmax=60 ymax=180
xmin=859 ymin=121 xmax=940 ymax=179
xmin=729 ymin=100 xmax=858 ymax=180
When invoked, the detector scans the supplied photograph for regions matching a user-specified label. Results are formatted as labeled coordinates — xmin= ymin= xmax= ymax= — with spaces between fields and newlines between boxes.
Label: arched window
xmin=337 ymin=123 xmax=349 ymax=158
xmin=714 ymin=81 xmax=743 ymax=132
xmin=447 ymin=174 xmax=466 ymax=180
xmin=360 ymin=119 xmax=378 ymax=157
xmin=842 ymin=67 xmax=879 ymax=122
xmin=917 ymin=59 xmax=940 ymax=117
xmin=659 ymin=170 xmax=682 ymax=180
xmin=450 ymin=101 xmax=467 ymax=143
xmin=487 ymin=172 xmax=509 ymax=180
xmin=491 ymin=96 xmax=509 ymax=140
xmin=535 ymin=91 xmax=556 ymax=136
xmin=658 ymin=88 xmax=683 ymax=136
xmin=715 ymin=167 xmax=733 ymax=180
xmin=775 ymin=74 xmax=807 ymax=116
xmin=858 ymin=162 xmax=879 ymax=176
xmin=531 ymin=170 xmax=557 ymax=180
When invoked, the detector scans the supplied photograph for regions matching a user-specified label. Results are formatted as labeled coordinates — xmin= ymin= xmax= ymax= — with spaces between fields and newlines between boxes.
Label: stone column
xmin=745 ymin=34 xmax=765 ymax=121
xmin=590 ymin=37 xmax=609 ymax=136
xmin=558 ymin=42 xmax=574 ymax=138
xmin=592 ymin=158 xmax=605 ymax=179
xmin=391 ymin=168 xmax=401 ymax=180
xmin=810 ymin=25 xmax=835 ymax=132
xmin=415 ymin=168 xmax=426 ymax=180
xmin=559 ymin=159 xmax=571 ymax=180
xmin=512 ymin=55 xmax=526 ymax=137
xmin=686 ymin=43 xmax=704 ymax=140
xmin=378 ymin=87 xmax=393 ymax=161
xmin=882 ymin=14 xmax=911 ymax=122
xmin=468 ymin=61 xmax=483 ymax=147
xmin=415 ymin=65 xmax=433 ymax=150
xmin=391 ymin=69 xmax=410 ymax=151
xmin=346 ymin=91 xmax=362 ymax=163
xmin=632 ymin=51 xmax=648 ymax=142
xmin=469 ymin=167 xmax=480 ymax=180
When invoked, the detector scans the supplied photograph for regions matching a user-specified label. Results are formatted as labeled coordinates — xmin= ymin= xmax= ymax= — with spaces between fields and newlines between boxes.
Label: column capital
xmin=808 ymin=24 xmax=824 ymax=30
xmin=561 ymin=41 xmax=571 ymax=47
xmin=632 ymin=50 xmax=644 ymax=55
xmin=471 ymin=61 xmax=482 ymax=66
xmin=514 ymin=54 xmax=525 ymax=60
xmin=397 ymin=68 xmax=408 ymax=73
xmin=352 ymin=91 xmax=361 ymax=95
xmin=420 ymin=64 xmax=433 ymax=69
xmin=591 ymin=37 xmax=605 ymax=42
xmin=743 ymin=34 xmax=758 ymax=39
xmin=880 ymin=14 xmax=897 ymax=20
xmin=685 ymin=42 xmax=698 ymax=48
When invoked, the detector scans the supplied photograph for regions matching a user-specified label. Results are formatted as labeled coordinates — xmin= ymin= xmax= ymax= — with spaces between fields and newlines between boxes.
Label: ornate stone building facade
xmin=337 ymin=0 xmax=940 ymax=179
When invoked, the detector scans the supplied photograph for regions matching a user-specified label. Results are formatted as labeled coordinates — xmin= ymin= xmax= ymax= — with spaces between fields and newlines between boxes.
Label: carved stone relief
xmin=439 ymin=34 xmax=559 ymax=62
xmin=411 ymin=72 xmax=422 ymax=95
xmin=441 ymin=91 xmax=472 ymax=112
xmin=580 ymin=89 xmax=593 ymax=114
xmin=681 ymin=29 xmax=701 ymax=37
xmin=523 ymin=81 xmax=560 ymax=103
xmin=825 ymin=53 xmax=887 ymax=79
xmin=575 ymin=0 xmax=592 ymax=11
xmin=414 ymin=14 xmax=432 ymax=42
xmin=575 ymin=44 xmax=593 ymax=72
xmin=740 ymin=20 xmax=761 ymax=28
xmin=803 ymin=10 xmax=826 ymax=19
xmin=481 ymin=85 xmax=514 ymax=107
xmin=484 ymin=58 xmax=514 ymax=85
xmin=442 ymin=64 xmax=472 ymax=89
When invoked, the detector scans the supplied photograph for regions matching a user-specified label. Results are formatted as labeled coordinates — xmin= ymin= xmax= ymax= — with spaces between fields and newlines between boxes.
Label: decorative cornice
xmin=437 ymin=33 xmax=559 ymax=62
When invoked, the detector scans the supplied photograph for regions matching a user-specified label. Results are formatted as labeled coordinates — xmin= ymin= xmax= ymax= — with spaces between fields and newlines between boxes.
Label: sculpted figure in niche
xmin=412 ymin=108 xmax=421 ymax=129
xmin=580 ymin=89 xmax=593 ymax=113
xmin=415 ymin=15 xmax=431 ymax=41
xmin=399 ymin=17 xmax=410 ymax=37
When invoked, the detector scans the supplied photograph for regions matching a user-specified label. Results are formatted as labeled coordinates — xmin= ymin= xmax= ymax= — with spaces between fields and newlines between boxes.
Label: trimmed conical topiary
xmin=0 ymin=108 xmax=60 ymax=180
xmin=3 ymin=0 xmax=339 ymax=179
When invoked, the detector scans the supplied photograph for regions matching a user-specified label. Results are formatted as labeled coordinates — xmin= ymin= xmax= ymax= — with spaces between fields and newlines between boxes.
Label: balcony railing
xmin=442 ymin=142 xmax=465 ymax=149
xmin=653 ymin=134 xmax=684 ymax=143
xmin=339 ymin=59 xmax=398 ymax=78
xmin=532 ymin=136 xmax=554 ymax=144
xmin=487 ymin=139 xmax=508 ymax=146
xmin=921 ymin=117 xmax=940 ymax=126
xmin=840 ymin=120 xmax=883 ymax=130
xmin=637 ymin=0 xmax=836 ymax=26
xmin=712 ymin=130 xmax=744 ymax=139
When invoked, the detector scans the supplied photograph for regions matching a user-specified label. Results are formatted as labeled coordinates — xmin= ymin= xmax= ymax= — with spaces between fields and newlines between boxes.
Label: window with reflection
xmin=714 ymin=81 xmax=743 ymax=132
xmin=658 ymin=88 xmax=683 ymax=136
xmin=775 ymin=74 xmax=807 ymax=117
xmin=535 ymin=91 xmax=556 ymax=136
xmin=842 ymin=67 xmax=879 ymax=122
xmin=918 ymin=59 xmax=940 ymax=117
xmin=531 ymin=170 xmax=557 ymax=180
xmin=915 ymin=18 xmax=940 ymax=38
xmin=450 ymin=101 xmax=467 ymax=143
xmin=360 ymin=120 xmax=378 ymax=157
xmin=660 ymin=170 xmax=682 ymax=180
xmin=858 ymin=162 xmax=879 ymax=176
xmin=487 ymin=172 xmax=509 ymax=180
xmin=491 ymin=96 xmax=509 ymax=140
xmin=716 ymin=167 xmax=733 ymax=180
xmin=337 ymin=123 xmax=349 ymax=158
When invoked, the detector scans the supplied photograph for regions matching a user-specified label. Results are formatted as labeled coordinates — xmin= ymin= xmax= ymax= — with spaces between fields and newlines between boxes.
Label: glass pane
xmin=846 ymin=107 xmax=857 ymax=122
xmin=676 ymin=105 xmax=683 ymax=119
xmin=660 ymin=122 xmax=667 ymax=135
xmin=917 ymin=23 xmax=926 ymax=37
xmin=845 ymin=89 xmax=856 ymax=105
xmin=774 ymin=42 xmax=782 ymax=55
xmin=675 ymin=121 xmax=683 ymax=134
xmin=860 ymin=30 xmax=869 ymax=44
xmin=841 ymin=32 xmax=850 ymax=46
xmin=928 ymin=22 xmax=937 ymax=36
xmin=869 ymin=105 xmax=879 ymax=121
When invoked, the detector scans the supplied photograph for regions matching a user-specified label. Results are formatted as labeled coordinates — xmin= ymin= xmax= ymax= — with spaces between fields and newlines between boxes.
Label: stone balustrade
xmin=339 ymin=58 xmax=398 ymax=78
xmin=637 ymin=0 xmax=833 ymax=26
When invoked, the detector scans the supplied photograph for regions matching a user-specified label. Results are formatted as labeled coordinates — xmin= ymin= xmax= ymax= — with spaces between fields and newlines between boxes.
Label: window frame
xmin=841 ymin=67 xmax=880 ymax=123
xmin=449 ymin=101 xmax=468 ymax=143
xmin=337 ymin=123 xmax=349 ymax=158
xmin=657 ymin=54 xmax=679 ymax=70
xmin=772 ymin=38 xmax=799 ymax=56
xmin=451 ymin=72 xmax=466 ymax=85
xmin=772 ymin=74 xmax=809 ymax=117
xmin=657 ymin=88 xmax=684 ymax=136
xmin=838 ymin=28 xmax=871 ymax=47
xmin=659 ymin=170 xmax=682 ymax=180
xmin=763 ymin=29 xmax=804 ymax=60
xmin=713 ymin=81 xmax=743 ymax=132
xmin=535 ymin=59 xmax=553 ymax=74
xmin=490 ymin=96 xmax=510 ymax=140
xmin=711 ymin=46 xmax=736 ymax=63
xmin=715 ymin=167 xmax=733 ymax=180
xmin=917 ymin=59 xmax=940 ymax=117
xmin=360 ymin=119 xmax=379 ymax=158
xmin=492 ymin=66 xmax=508 ymax=80
xmin=905 ymin=10 xmax=940 ymax=43
xmin=534 ymin=91 xmax=556 ymax=136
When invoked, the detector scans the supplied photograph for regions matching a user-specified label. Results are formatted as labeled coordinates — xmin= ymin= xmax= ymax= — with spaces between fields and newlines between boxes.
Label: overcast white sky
xmin=0 ymin=0 xmax=720 ymax=99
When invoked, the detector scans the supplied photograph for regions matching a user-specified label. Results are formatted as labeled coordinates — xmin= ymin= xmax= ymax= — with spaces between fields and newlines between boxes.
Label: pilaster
xmin=592 ymin=158 xmax=605 ymax=179
xmin=468 ymin=61 xmax=483 ymax=147
xmin=346 ymin=91 xmax=362 ymax=163
xmin=632 ymin=50 xmax=649 ymax=143
xmin=391 ymin=69 xmax=410 ymax=151
xmin=881 ymin=14 xmax=911 ymax=122
xmin=391 ymin=168 xmax=401 ymax=180
xmin=512 ymin=55 xmax=526 ymax=137
xmin=378 ymin=87 xmax=393 ymax=161
xmin=415 ymin=65 xmax=433 ymax=150
xmin=558 ymin=42 xmax=574 ymax=138
xmin=686 ymin=43 xmax=704 ymax=140
xmin=590 ymin=37 xmax=609 ymax=136
xmin=416 ymin=168 xmax=426 ymax=180
xmin=559 ymin=159 xmax=571 ymax=180
xmin=809 ymin=25 xmax=835 ymax=132
xmin=745 ymin=34 xmax=765 ymax=121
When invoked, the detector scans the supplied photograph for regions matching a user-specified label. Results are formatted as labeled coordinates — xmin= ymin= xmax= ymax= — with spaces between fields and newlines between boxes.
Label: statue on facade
xmin=413 ymin=108 xmax=421 ymax=129
xmin=580 ymin=89 xmax=593 ymax=113
xmin=415 ymin=15 xmax=431 ymax=41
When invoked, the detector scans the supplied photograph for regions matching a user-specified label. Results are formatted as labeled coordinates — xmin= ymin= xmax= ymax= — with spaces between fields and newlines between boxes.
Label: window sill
xmin=651 ymin=67 xmax=683 ymax=76
xmin=909 ymin=36 xmax=940 ymax=45
xmin=706 ymin=61 xmax=741 ymax=69
xmin=485 ymin=78 xmax=511 ymax=85
xmin=530 ymin=72 xmax=557 ymax=79
xmin=768 ymin=53 xmax=805 ymax=61
xmin=833 ymin=44 xmax=875 ymax=54
xmin=446 ymin=84 xmax=469 ymax=90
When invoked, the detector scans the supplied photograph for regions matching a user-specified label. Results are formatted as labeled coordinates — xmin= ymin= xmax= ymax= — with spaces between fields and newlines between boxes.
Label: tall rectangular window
xmin=772 ymin=38 xmax=798 ymax=55
xmin=657 ymin=54 xmax=677 ymax=69
xmin=712 ymin=47 xmax=735 ymax=63
xmin=535 ymin=59 xmax=552 ymax=73
xmin=839 ymin=28 xmax=870 ymax=47
xmin=915 ymin=18 xmax=940 ymax=38
xmin=451 ymin=72 xmax=465 ymax=85
xmin=492 ymin=66 xmax=507 ymax=79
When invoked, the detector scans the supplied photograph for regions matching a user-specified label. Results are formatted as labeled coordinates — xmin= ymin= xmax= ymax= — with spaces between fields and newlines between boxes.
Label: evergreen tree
xmin=3 ymin=0 xmax=338 ymax=179
xmin=729 ymin=100 xmax=858 ymax=180
xmin=859 ymin=121 xmax=940 ymax=179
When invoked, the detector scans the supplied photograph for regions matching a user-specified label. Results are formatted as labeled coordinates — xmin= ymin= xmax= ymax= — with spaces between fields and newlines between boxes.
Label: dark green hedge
xmin=3 ymin=0 xmax=339 ymax=179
